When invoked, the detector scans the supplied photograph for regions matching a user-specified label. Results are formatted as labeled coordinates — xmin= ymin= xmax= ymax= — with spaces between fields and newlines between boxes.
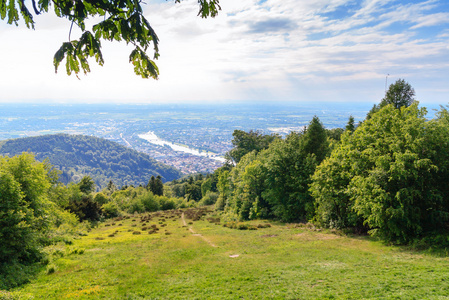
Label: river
xmin=138 ymin=131 xmax=226 ymax=163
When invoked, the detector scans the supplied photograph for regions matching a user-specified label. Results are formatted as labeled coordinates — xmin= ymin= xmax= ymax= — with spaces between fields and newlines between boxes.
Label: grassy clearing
xmin=10 ymin=208 xmax=449 ymax=299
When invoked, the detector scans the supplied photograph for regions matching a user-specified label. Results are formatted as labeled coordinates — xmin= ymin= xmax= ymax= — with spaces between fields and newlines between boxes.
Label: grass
xmin=10 ymin=208 xmax=449 ymax=299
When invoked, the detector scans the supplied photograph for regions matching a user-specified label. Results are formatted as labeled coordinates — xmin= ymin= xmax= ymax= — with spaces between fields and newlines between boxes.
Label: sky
xmin=0 ymin=0 xmax=448 ymax=104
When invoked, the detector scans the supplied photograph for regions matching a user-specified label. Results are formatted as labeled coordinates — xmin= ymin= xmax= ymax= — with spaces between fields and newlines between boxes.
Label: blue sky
xmin=0 ymin=0 xmax=448 ymax=104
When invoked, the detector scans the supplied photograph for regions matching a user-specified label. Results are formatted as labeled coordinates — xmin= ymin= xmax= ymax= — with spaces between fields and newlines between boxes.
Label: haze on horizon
xmin=0 ymin=0 xmax=448 ymax=105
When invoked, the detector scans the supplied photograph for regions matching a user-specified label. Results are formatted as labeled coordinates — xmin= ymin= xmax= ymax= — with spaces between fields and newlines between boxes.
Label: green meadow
xmin=10 ymin=208 xmax=449 ymax=299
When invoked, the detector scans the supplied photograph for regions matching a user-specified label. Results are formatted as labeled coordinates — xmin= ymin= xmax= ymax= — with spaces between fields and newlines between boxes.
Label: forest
xmin=2 ymin=79 xmax=449 ymax=292
xmin=0 ymin=134 xmax=182 ymax=189
xmin=212 ymin=79 xmax=449 ymax=246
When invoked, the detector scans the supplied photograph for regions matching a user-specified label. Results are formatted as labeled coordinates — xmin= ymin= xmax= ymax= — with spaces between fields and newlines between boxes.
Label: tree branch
xmin=31 ymin=0 xmax=41 ymax=15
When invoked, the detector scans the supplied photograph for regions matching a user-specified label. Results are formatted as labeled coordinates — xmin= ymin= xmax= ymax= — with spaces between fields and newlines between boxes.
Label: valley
xmin=0 ymin=102 xmax=373 ymax=174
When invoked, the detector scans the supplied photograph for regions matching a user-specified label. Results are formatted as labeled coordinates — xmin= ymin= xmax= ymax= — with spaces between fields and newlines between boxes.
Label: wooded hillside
xmin=0 ymin=134 xmax=182 ymax=189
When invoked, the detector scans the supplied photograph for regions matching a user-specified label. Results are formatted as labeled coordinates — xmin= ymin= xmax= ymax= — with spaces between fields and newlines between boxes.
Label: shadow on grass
xmin=0 ymin=261 xmax=46 ymax=291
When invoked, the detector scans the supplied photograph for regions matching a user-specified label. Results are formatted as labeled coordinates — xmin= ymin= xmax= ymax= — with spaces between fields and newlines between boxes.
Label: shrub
xmin=0 ymin=260 xmax=40 ymax=290
xmin=127 ymin=198 xmax=145 ymax=214
xmin=157 ymin=196 xmax=176 ymax=210
xmin=140 ymin=192 xmax=160 ymax=212
xmin=215 ymin=195 xmax=226 ymax=211
xmin=46 ymin=264 xmax=57 ymax=275
xmin=102 ymin=202 xmax=120 ymax=218
xmin=94 ymin=192 xmax=110 ymax=205
xmin=68 ymin=248 xmax=85 ymax=255
xmin=199 ymin=191 xmax=219 ymax=206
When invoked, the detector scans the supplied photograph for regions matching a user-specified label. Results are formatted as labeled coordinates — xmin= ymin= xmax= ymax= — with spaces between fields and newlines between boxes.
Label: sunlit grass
xmin=13 ymin=208 xmax=449 ymax=299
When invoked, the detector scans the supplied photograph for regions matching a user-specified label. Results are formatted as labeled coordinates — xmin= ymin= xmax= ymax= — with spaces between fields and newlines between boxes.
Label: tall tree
xmin=0 ymin=153 xmax=53 ymax=266
xmin=147 ymin=175 xmax=156 ymax=193
xmin=311 ymin=103 xmax=449 ymax=244
xmin=185 ymin=178 xmax=202 ymax=201
xmin=153 ymin=175 xmax=164 ymax=196
xmin=302 ymin=116 xmax=329 ymax=163
xmin=78 ymin=176 xmax=96 ymax=194
xmin=106 ymin=180 xmax=116 ymax=194
xmin=380 ymin=79 xmax=415 ymax=109
xmin=366 ymin=79 xmax=415 ymax=120
xmin=263 ymin=133 xmax=317 ymax=222
xmin=227 ymin=130 xmax=278 ymax=164
xmin=345 ymin=115 xmax=355 ymax=132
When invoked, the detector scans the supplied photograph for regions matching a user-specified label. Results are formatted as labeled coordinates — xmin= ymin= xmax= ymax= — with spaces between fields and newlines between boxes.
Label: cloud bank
xmin=0 ymin=0 xmax=447 ymax=104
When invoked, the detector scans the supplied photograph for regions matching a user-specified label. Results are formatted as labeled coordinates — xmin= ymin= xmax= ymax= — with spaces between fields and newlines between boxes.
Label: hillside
xmin=0 ymin=134 xmax=182 ymax=189
xmin=10 ymin=208 xmax=449 ymax=299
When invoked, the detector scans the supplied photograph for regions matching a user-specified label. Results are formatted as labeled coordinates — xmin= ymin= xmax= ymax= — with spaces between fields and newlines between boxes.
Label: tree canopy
xmin=219 ymin=122 xmax=327 ymax=223
xmin=1 ymin=0 xmax=220 ymax=78
xmin=367 ymin=79 xmax=416 ymax=119
xmin=380 ymin=79 xmax=415 ymax=109
xmin=227 ymin=130 xmax=279 ymax=164
xmin=311 ymin=103 xmax=449 ymax=243
xmin=0 ymin=154 xmax=53 ymax=273
xmin=0 ymin=133 xmax=182 ymax=188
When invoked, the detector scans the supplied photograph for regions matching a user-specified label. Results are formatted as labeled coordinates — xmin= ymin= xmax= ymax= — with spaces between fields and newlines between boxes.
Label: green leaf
xmin=1 ymin=0 xmax=218 ymax=78
xmin=7 ymin=0 xmax=19 ymax=25
xmin=54 ymin=42 xmax=75 ymax=73
xmin=197 ymin=0 xmax=220 ymax=18
xmin=129 ymin=46 xmax=159 ymax=79
xmin=0 ymin=0 xmax=7 ymax=19
xmin=37 ymin=0 xmax=49 ymax=13
xmin=16 ymin=0 xmax=34 ymax=28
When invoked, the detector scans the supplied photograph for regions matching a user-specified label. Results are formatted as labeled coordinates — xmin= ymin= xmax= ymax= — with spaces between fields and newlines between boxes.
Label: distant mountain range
xmin=0 ymin=134 xmax=182 ymax=189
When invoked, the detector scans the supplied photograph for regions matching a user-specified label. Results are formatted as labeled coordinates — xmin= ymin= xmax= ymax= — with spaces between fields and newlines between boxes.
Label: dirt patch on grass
xmin=181 ymin=212 xmax=218 ymax=248
xmin=261 ymin=234 xmax=278 ymax=238
xmin=295 ymin=232 xmax=342 ymax=241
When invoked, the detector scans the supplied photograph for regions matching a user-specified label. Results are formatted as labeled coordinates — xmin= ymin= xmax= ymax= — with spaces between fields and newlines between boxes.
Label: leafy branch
xmin=1 ymin=0 xmax=220 ymax=78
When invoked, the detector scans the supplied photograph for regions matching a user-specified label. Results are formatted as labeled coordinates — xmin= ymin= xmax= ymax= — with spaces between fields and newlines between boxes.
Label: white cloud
xmin=0 ymin=0 xmax=448 ymax=103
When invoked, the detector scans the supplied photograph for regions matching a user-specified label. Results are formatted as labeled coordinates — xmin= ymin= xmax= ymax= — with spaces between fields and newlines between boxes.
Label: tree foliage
xmin=345 ymin=115 xmax=355 ymax=133
xmin=78 ymin=175 xmax=95 ymax=194
xmin=65 ymin=177 xmax=102 ymax=221
xmin=0 ymin=134 xmax=182 ymax=189
xmin=148 ymin=175 xmax=164 ymax=196
xmin=302 ymin=116 xmax=329 ymax=163
xmin=262 ymin=133 xmax=317 ymax=222
xmin=220 ymin=123 xmax=328 ymax=223
xmin=380 ymin=79 xmax=415 ymax=109
xmin=1 ymin=0 xmax=220 ymax=78
xmin=227 ymin=130 xmax=279 ymax=164
xmin=366 ymin=79 xmax=415 ymax=119
xmin=0 ymin=153 xmax=57 ymax=288
xmin=311 ymin=103 xmax=449 ymax=243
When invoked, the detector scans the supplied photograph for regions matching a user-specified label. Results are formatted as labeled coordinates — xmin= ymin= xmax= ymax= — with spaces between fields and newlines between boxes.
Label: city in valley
xmin=0 ymin=102 xmax=379 ymax=174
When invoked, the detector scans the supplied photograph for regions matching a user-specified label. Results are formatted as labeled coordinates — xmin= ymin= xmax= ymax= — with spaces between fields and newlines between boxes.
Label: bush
xmin=127 ymin=198 xmax=145 ymax=214
xmin=0 ymin=154 xmax=53 ymax=267
xmin=157 ymin=196 xmax=176 ymax=211
xmin=66 ymin=194 xmax=102 ymax=222
xmin=46 ymin=264 xmax=57 ymax=275
xmin=140 ymin=193 xmax=160 ymax=212
xmin=94 ymin=192 xmax=109 ymax=205
xmin=199 ymin=191 xmax=219 ymax=206
xmin=0 ymin=260 xmax=41 ymax=290
xmin=215 ymin=195 xmax=226 ymax=211
xmin=102 ymin=202 xmax=120 ymax=218
xmin=68 ymin=248 xmax=85 ymax=255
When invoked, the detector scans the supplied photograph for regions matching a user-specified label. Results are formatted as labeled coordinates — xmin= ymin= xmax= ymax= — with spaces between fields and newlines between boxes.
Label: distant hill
xmin=0 ymin=134 xmax=182 ymax=189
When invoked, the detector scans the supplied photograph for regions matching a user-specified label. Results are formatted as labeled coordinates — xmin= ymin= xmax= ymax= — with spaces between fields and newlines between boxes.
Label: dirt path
xmin=181 ymin=212 xmax=217 ymax=248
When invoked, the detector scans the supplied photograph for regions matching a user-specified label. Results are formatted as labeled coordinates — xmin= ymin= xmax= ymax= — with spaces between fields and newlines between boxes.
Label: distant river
xmin=138 ymin=131 xmax=226 ymax=163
